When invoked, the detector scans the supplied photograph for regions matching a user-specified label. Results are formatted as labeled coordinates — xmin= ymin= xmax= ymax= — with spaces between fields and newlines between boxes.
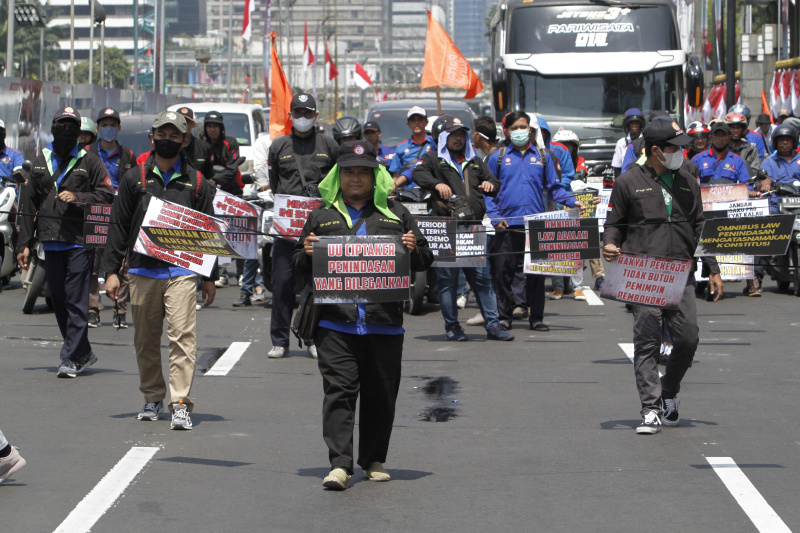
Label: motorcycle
xmin=240 ymin=174 xmax=277 ymax=292
xmin=393 ymin=186 xmax=437 ymax=315
xmin=763 ymin=180 xmax=800 ymax=295
xmin=0 ymin=166 xmax=22 ymax=285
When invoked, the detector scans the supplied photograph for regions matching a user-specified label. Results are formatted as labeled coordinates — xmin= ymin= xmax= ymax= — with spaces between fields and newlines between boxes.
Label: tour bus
xmin=490 ymin=0 xmax=696 ymax=166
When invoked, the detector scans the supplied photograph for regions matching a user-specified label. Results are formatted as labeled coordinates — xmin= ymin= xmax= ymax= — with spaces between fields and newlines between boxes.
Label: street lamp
xmin=195 ymin=47 xmax=211 ymax=100
xmin=13 ymin=3 xmax=48 ymax=80
xmin=89 ymin=1 xmax=106 ymax=86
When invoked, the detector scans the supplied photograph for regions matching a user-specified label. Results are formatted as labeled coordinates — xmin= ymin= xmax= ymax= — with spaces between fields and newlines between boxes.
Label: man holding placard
xmin=293 ymin=140 xmax=433 ymax=490
xmin=603 ymin=119 xmax=723 ymax=435
xmin=104 ymin=111 xmax=218 ymax=431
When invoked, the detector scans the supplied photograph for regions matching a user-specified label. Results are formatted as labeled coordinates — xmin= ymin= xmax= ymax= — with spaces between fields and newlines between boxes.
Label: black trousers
xmin=489 ymin=228 xmax=545 ymax=325
xmin=270 ymin=238 xmax=312 ymax=347
xmin=44 ymin=247 xmax=94 ymax=362
xmin=315 ymin=327 xmax=403 ymax=475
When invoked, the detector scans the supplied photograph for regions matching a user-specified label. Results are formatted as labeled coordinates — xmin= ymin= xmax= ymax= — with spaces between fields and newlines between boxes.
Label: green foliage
xmin=73 ymin=47 xmax=131 ymax=88
xmin=0 ymin=3 xmax=65 ymax=79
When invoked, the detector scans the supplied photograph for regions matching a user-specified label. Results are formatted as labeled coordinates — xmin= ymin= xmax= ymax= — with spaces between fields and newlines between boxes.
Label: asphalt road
xmin=1 ymin=272 xmax=798 ymax=533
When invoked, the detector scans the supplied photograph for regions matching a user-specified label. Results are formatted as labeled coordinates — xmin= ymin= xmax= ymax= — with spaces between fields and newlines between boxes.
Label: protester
xmin=388 ymin=106 xmax=435 ymax=188
xmin=603 ymin=119 xmax=723 ymax=435
xmin=363 ymin=121 xmax=395 ymax=166
xmin=486 ymin=111 xmax=585 ymax=331
xmin=87 ymin=107 xmax=137 ymax=328
xmin=0 ymin=429 xmax=25 ymax=483
xmin=692 ymin=122 xmax=750 ymax=184
xmin=612 ymin=108 xmax=645 ymax=177
xmin=176 ymin=107 xmax=214 ymax=181
xmin=755 ymin=113 xmax=775 ymax=150
xmin=267 ymin=93 xmax=339 ymax=359
xmin=78 ymin=117 xmax=97 ymax=147
xmin=16 ymin=107 xmax=114 ymax=378
xmin=412 ymin=116 xmax=512 ymax=341
xmin=0 ymin=120 xmax=24 ymax=180
xmin=203 ymin=110 xmax=243 ymax=196
xmin=104 ymin=111 xmax=217 ymax=430
xmin=292 ymin=140 xmax=434 ymax=490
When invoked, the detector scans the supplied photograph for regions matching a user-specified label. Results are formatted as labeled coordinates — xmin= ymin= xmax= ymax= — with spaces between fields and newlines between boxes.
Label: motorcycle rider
xmin=176 ymin=107 xmax=214 ymax=181
xmin=684 ymin=121 xmax=711 ymax=160
xmin=728 ymin=104 xmax=767 ymax=159
xmin=726 ymin=112 xmax=760 ymax=175
xmin=332 ymin=116 xmax=363 ymax=145
xmin=78 ymin=118 xmax=97 ymax=148
xmin=203 ymin=110 xmax=243 ymax=196
xmin=612 ymin=108 xmax=646 ymax=177
xmin=16 ymin=107 xmax=115 ymax=378
xmin=691 ymin=122 xmax=750 ymax=184
xmin=0 ymin=120 xmax=24 ymax=180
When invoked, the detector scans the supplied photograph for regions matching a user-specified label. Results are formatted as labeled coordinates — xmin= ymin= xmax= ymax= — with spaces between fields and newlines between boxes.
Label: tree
xmin=73 ymin=47 xmax=131 ymax=88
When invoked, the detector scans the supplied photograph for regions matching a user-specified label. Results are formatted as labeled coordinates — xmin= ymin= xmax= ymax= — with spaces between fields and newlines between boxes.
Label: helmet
xmin=686 ymin=121 xmax=710 ymax=137
xmin=332 ymin=116 xmax=362 ymax=143
xmin=772 ymin=124 xmax=799 ymax=152
xmin=623 ymin=108 xmax=645 ymax=132
xmin=431 ymin=115 xmax=453 ymax=139
xmin=725 ymin=112 xmax=748 ymax=127
xmin=552 ymin=128 xmax=580 ymax=147
xmin=80 ymin=117 xmax=97 ymax=142
xmin=728 ymin=104 xmax=751 ymax=125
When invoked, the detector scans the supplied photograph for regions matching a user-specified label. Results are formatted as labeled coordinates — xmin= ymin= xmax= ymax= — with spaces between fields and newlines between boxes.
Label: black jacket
xmin=604 ymin=161 xmax=720 ymax=274
xmin=291 ymin=200 xmax=434 ymax=326
xmin=268 ymin=131 xmax=339 ymax=196
xmin=412 ymin=150 xmax=500 ymax=221
xmin=205 ymin=135 xmax=242 ymax=195
xmin=101 ymin=154 xmax=218 ymax=280
xmin=17 ymin=147 xmax=114 ymax=252
xmin=182 ymin=134 xmax=214 ymax=181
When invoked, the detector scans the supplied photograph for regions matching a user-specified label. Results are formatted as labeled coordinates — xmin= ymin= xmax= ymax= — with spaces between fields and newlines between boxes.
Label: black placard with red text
xmin=527 ymin=218 xmax=601 ymax=261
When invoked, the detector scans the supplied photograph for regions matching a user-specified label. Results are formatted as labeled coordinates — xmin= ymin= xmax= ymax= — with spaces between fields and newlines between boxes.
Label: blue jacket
xmin=485 ymin=143 xmax=576 ymax=226
xmin=691 ymin=148 xmax=750 ymax=184
xmin=621 ymin=141 xmax=644 ymax=173
xmin=537 ymin=116 xmax=575 ymax=188
xmin=0 ymin=145 xmax=24 ymax=179
xmin=759 ymin=151 xmax=800 ymax=212
xmin=746 ymin=130 xmax=766 ymax=159
xmin=388 ymin=135 xmax=435 ymax=186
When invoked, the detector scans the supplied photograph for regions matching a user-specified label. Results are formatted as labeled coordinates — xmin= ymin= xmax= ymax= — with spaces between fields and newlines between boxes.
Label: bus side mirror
xmin=685 ymin=55 xmax=704 ymax=108
xmin=492 ymin=58 xmax=508 ymax=116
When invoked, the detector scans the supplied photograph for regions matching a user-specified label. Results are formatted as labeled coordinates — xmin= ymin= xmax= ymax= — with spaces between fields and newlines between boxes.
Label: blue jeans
xmin=435 ymin=265 xmax=499 ymax=330
xmin=457 ymin=271 xmax=468 ymax=297
xmin=239 ymin=258 xmax=263 ymax=297
xmin=551 ymin=272 xmax=584 ymax=292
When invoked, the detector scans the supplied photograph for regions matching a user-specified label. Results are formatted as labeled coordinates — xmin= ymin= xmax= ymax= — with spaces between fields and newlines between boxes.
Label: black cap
xmin=176 ymin=106 xmax=195 ymax=121
xmin=441 ymin=116 xmax=469 ymax=133
xmin=204 ymin=111 xmax=224 ymax=125
xmin=710 ymin=122 xmax=730 ymax=135
xmin=337 ymin=140 xmax=378 ymax=168
xmin=756 ymin=113 xmax=771 ymax=125
xmin=291 ymin=93 xmax=316 ymax=111
xmin=53 ymin=106 xmax=81 ymax=124
xmin=363 ymin=121 xmax=381 ymax=132
xmin=642 ymin=119 xmax=691 ymax=146
xmin=97 ymin=107 xmax=120 ymax=124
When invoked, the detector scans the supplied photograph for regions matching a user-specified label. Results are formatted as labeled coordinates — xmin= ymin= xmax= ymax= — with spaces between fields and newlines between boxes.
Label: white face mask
xmin=292 ymin=116 xmax=315 ymax=133
xmin=657 ymin=147 xmax=684 ymax=171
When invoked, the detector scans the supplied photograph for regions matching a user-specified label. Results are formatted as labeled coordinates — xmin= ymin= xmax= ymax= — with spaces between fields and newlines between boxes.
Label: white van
xmin=166 ymin=102 xmax=267 ymax=174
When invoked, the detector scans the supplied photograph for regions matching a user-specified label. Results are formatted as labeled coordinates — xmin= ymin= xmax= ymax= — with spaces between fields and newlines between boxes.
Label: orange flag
xmin=269 ymin=32 xmax=293 ymax=139
xmin=761 ymin=89 xmax=773 ymax=123
xmin=420 ymin=10 xmax=483 ymax=99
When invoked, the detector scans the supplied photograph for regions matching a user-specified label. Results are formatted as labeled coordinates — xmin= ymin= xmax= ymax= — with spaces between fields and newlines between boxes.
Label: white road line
xmin=583 ymin=288 xmax=604 ymax=306
xmin=205 ymin=341 xmax=251 ymax=376
xmin=618 ymin=343 xmax=663 ymax=378
xmin=706 ymin=457 xmax=792 ymax=533
xmin=54 ymin=446 xmax=158 ymax=533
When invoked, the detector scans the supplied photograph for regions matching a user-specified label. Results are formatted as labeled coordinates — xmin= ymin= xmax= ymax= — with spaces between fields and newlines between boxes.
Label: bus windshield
xmin=508 ymin=4 xmax=678 ymax=54
xmin=510 ymin=68 xmax=680 ymax=141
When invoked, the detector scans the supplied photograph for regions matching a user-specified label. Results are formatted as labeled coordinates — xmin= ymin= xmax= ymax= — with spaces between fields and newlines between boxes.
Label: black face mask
xmin=153 ymin=138 xmax=183 ymax=159
xmin=51 ymin=127 xmax=79 ymax=156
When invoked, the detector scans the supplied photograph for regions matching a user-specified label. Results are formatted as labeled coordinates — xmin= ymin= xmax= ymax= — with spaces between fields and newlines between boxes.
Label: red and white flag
xmin=354 ymin=61 xmax=372 ymax=90
xmin=302 ymin=21 xmax=314 ymax=71
xmin=324 ymin=42 xmax=338 ymax=85
xmin=782 ymin=69 xmax=792 ymax=112
xmin=771 ymin=71 xmax=781 ymax=119
xmin=242 ymin=0 xmax=255 ymax=43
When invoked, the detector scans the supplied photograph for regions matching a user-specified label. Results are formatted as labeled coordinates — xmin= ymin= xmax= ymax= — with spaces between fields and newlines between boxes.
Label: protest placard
xmin=696 ymin=215 xmax=795 ymax=256
xmin=596 ymin=189 xmax=612 ymax=234
xmin=528 ymin=217 xmax=600 ymax=261
xmin=414 ymin=216 xmax=487 ymax=267
xmin=83 ymin=203 xmax=112 ymax=247
xmin=524 ymin=209 xmax=582 ymax=276
xmin=573 ymin=188 xmax=599 ymax=219
xmin=133 ymin=231 xmax=217 ymax=277
xmin=600 ymin=253 xmax=693 ymax=309
xmin=709 ymin=198 xmax=769 ymax=218
xmin=312 ymin=235 xmax=411 ymax=304
xmin=700 ymin=183 xmax=749 ymax=211
xmin=695 ymin=254 xmax=755 ymax=281
xmin=213 ymin=189 xmax=262 ymax=259
xmin=272 ymin=194 xmax=324 ymax=240
xmin=139 ymin=197 xmax=241 ymax=257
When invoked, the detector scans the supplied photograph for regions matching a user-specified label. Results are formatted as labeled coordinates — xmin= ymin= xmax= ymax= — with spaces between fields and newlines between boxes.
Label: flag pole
xmin=435 ymin=87 xmax=442 ymax=115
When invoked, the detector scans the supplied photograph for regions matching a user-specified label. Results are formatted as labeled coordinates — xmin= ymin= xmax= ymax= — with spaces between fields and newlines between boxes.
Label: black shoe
xmin=594 ymin=276 xmax=605 ymax=291
xmin=113 ymin=313 xmax=129 ymax=329
xmin=445 ymin=324 xmax=469 ymax=341
xmin=636 ymin=410 xmax=661 ymax=435
xmin=530 ymin=321 xmax=550 ymax=332
xmin=233 ymin=295 xmax=252 ymax=307
xmin=88 ymin=310 xmax=100 ymax=328
xmin=659 ymin=396 xmax=680 ymax=426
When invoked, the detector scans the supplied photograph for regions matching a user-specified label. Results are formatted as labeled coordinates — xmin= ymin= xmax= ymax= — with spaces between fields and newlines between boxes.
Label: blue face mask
xmin=98 ymin=126 xmax=118 ymax=143
xmin=509 ymin=129 xmax=530 ymax=147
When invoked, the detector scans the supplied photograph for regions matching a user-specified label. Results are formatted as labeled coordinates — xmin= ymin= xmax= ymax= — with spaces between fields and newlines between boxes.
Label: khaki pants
xmin=130 ymin=274 xmax=198 ymax=412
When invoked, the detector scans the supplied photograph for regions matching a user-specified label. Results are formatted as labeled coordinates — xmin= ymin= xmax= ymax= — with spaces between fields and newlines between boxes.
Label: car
xmin=117 ymin=113 xmax=160 ymax=158
xmin=365 ymin=100 xmax=476 ymax=148
xmin=166 ymin=102 xmax=268 ymax=174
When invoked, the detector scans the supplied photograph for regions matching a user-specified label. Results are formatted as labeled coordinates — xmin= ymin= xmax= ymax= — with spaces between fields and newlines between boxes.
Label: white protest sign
xmin=523 ymin=209 xmax=582 ymax=276
xmin=596 ymin=189 xmax=612 ymax=234
xmin=600 ymin=253 xmax=693 ymax=309
xmin=710 ymin=198 xmax=769 ymax=218
xmin=213 ymin=189 xmax=262 ymax=259
xmin=272 ymin=194 xmax=324 ymax=240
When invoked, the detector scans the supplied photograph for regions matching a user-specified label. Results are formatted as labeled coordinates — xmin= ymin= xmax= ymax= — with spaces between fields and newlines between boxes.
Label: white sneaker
xmin=251 ymin=285 xmax=267 ymax=302
xmin=170 ymin=402 xmax=193 ymax=430
xmin=636 ymin=410 xmax=661 ymax=435
xmin=214 ymin=277 xmax=229 ymax=288
xmin=307 ymin=345 xmax=318 ymax=359
xmin=465 ymin=312 xmax=485 ymax=326
xmin=456 ymin=294 xmax=468 ymax=309
xmin=268 ymin=346 xmax=289 ymax=358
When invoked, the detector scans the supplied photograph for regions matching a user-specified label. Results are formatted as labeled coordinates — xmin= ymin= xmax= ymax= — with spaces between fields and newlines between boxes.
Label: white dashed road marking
xmin=619 ymin=343 xmax=663 ymax=377
xmin=583 ymin=288 xmax=604 ymax=306
xmin=206 ymin=341 xmax=251 ymax=376
xmin=53 ymin=446 xmax=159 ymax=533
xmin=706 ymin=457 xmax=792 ymax=533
